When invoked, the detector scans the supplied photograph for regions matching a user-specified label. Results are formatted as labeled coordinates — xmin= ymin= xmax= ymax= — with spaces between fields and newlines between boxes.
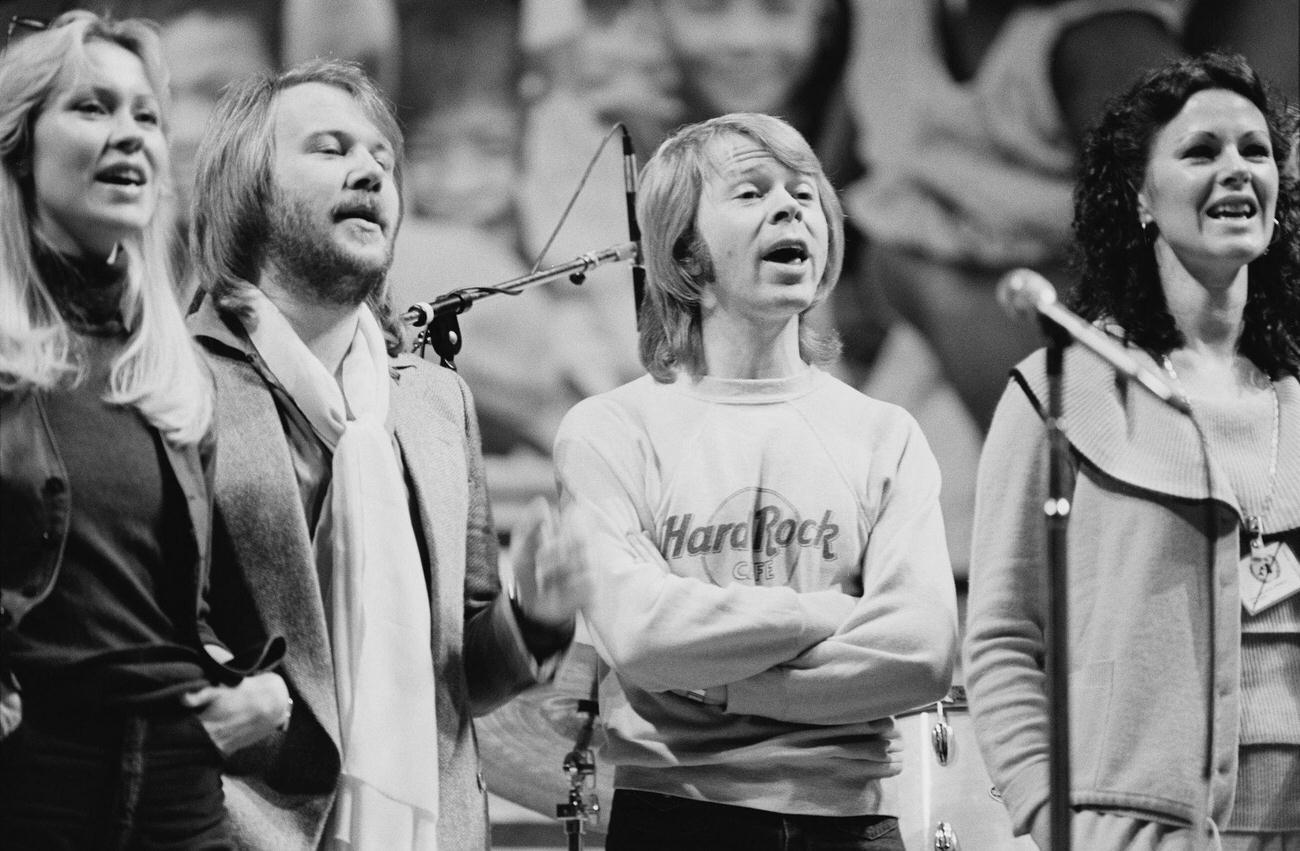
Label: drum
xmin=889 ymin=687 xmax=1037 ymax=851
xmin=476 ymin=642 xmax=616 ymax=835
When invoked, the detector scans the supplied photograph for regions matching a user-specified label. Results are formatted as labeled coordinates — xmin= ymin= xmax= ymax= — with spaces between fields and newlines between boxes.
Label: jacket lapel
xmin=196 ymin=303 xmax=341 ymax=752
xmin=391 ymin=369 xmax=467 ymax=646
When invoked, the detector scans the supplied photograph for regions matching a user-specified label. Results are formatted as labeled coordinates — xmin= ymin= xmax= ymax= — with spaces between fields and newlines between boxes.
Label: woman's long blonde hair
xmin=0 ymin=11 xmax=211 ymax=444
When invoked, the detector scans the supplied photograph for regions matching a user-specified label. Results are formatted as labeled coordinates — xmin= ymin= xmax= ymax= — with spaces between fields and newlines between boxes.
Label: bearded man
xmin=188 ymin=59 xmax=585 ymax=850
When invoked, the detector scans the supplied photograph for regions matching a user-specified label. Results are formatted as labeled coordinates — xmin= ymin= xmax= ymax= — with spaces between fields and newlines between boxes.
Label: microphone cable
xmin=405 ymin=123 xmax=634 ymax=366
xmin=527 ymin=123 xmax=626 ymax=276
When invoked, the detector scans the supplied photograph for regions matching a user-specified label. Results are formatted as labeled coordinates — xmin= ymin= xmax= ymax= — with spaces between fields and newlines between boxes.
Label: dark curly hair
xmin=1068 ymin=51 xmax=1300 ymax=378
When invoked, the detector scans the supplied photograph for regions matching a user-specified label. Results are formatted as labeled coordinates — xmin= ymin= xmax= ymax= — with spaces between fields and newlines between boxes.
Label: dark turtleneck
xmin=33 ymin=240 xmax=129 ymax=337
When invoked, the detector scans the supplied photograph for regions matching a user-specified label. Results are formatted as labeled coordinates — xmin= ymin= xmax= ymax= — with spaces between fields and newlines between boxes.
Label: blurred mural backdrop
xmin=6 ymin=0 xmax=1296 ymax=576
xmin=4 ymin=1 xmax=1296 ymax=847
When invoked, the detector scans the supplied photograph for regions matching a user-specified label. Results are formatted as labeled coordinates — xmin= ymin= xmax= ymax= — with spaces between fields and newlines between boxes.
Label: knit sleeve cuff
xmin=999 ymin=756 xmax=1051 ymax=837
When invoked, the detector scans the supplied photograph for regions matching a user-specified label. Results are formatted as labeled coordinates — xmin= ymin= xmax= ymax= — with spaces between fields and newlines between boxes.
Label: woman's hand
xmin=181 ymin=671 xmax=291 ymax=756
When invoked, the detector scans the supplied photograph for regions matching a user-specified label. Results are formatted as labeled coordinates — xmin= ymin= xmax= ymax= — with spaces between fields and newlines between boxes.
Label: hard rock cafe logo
xmin=657 ymin=487 xmax=839 ymax=586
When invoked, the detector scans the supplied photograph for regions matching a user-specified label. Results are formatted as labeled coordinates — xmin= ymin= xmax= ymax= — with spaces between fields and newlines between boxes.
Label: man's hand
xmin=511 ymin=497 xmax=591 ymax=628
xmin=181 ymin=672 xmax=291 ymax=756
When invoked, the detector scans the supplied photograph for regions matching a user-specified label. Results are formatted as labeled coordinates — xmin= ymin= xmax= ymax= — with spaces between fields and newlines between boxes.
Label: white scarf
xmin=245 ymin=291 xmax=439 ymax=850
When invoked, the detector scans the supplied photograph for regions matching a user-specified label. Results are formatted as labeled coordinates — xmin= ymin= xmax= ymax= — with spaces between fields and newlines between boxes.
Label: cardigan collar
xmin=1012 ymin=344 xmax=1300 ymax=533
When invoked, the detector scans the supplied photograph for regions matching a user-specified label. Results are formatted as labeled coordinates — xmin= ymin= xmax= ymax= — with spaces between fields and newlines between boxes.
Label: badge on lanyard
xmin=1239 ymin=529 xmax=1300 ymax=615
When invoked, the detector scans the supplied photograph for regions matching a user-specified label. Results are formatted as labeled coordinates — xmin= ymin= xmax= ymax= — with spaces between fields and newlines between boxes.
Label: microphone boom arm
xmin=403 ymin=240 xmax=639 ymax=328
xmin=1033 ymin=296 xmax=1192 ymax=415
xmin=998 ymin=269 xmax=1191 ymax=415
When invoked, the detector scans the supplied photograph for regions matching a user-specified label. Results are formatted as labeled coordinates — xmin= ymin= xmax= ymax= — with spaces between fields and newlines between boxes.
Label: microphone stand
xmin=403 ymin=240 xmax=639 ymax=369
xmin=556 ymin=685 xmax=601 ymax=851
xmin=1001 ymin=266 xmax=1190 ymax=849
xmin=1042 ymin=320 xmax=1073 ymax=851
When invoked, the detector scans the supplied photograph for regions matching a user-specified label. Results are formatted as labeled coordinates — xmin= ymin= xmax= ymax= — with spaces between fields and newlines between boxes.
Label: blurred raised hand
xmin=510 ymin=497 xmax=591 ymax=629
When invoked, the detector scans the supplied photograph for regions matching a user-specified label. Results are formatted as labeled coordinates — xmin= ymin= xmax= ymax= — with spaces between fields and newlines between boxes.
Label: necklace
xmin=1161 ymin=354 xmax=1280 ymax=556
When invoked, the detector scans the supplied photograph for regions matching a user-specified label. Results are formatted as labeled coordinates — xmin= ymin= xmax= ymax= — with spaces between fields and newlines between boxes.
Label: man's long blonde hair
xmin=636 ymin=113 xmax=844 ymax=382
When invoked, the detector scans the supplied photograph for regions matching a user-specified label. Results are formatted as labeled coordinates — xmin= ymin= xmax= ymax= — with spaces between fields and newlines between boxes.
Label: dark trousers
xmin=606 ymin=789 xmax=905 ymax=851
xmin=0 ymin=706 xmax=232 ymax=850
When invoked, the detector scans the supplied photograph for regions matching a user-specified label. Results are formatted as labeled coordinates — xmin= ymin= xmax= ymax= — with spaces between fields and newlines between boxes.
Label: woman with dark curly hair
xmin=964 ymin=51 xmax=1300 ymax=850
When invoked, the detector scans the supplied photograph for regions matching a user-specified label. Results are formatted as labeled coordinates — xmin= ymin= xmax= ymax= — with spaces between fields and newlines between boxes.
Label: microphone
xmin=997 ymin=269 xmax=1191 ymax=415
xmin=620 ymin=125 xmax=646 ymax=317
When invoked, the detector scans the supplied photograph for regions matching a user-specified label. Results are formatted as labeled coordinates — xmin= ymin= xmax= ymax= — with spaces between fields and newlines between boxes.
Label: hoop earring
xmin=1270 ymin=217 xmax=1281 ymax=246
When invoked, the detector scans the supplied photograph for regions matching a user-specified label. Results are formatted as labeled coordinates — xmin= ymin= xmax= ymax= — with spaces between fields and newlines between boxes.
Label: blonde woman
xmin=0 ymin=12 xmax=288 ymax=847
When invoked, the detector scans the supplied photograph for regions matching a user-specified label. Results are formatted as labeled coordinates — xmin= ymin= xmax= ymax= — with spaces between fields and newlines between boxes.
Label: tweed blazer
xmin=190 ymin=301 xmax=542 ymax=850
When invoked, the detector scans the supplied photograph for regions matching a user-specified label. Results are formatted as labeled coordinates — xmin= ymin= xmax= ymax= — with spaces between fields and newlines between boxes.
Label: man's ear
xmin=697 ymin=282 xmax=717 ymax=311
xmin=675 ymin=234 xmax=711 ymax=279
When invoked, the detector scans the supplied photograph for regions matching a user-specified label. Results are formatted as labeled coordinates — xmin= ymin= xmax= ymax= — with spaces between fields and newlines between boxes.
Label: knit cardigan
xmin=963 ymin=344 xmax=1300 ymax=835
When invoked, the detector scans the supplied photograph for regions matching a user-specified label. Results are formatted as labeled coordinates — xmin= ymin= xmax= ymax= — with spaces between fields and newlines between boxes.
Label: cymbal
xmin=477 ymin=642 xmax=615 ymax=834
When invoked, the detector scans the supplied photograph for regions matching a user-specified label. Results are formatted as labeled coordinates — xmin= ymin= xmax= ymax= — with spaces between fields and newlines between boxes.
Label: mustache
xmin=330 ymin=194 xmax=388 ymax=229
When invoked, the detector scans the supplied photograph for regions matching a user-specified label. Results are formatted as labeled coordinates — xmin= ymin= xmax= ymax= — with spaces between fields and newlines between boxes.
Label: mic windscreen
xmin=997 ymin=268 xmax=1057 ymax=319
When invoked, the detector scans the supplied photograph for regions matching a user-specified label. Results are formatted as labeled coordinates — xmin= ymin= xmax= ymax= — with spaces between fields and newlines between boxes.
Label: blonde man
xmin=555 ymin=113 xmax=958 ymax=851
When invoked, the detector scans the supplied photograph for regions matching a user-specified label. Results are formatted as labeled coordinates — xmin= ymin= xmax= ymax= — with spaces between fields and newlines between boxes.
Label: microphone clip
xmin=414 ymin=312 xmax=463 ymax=371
